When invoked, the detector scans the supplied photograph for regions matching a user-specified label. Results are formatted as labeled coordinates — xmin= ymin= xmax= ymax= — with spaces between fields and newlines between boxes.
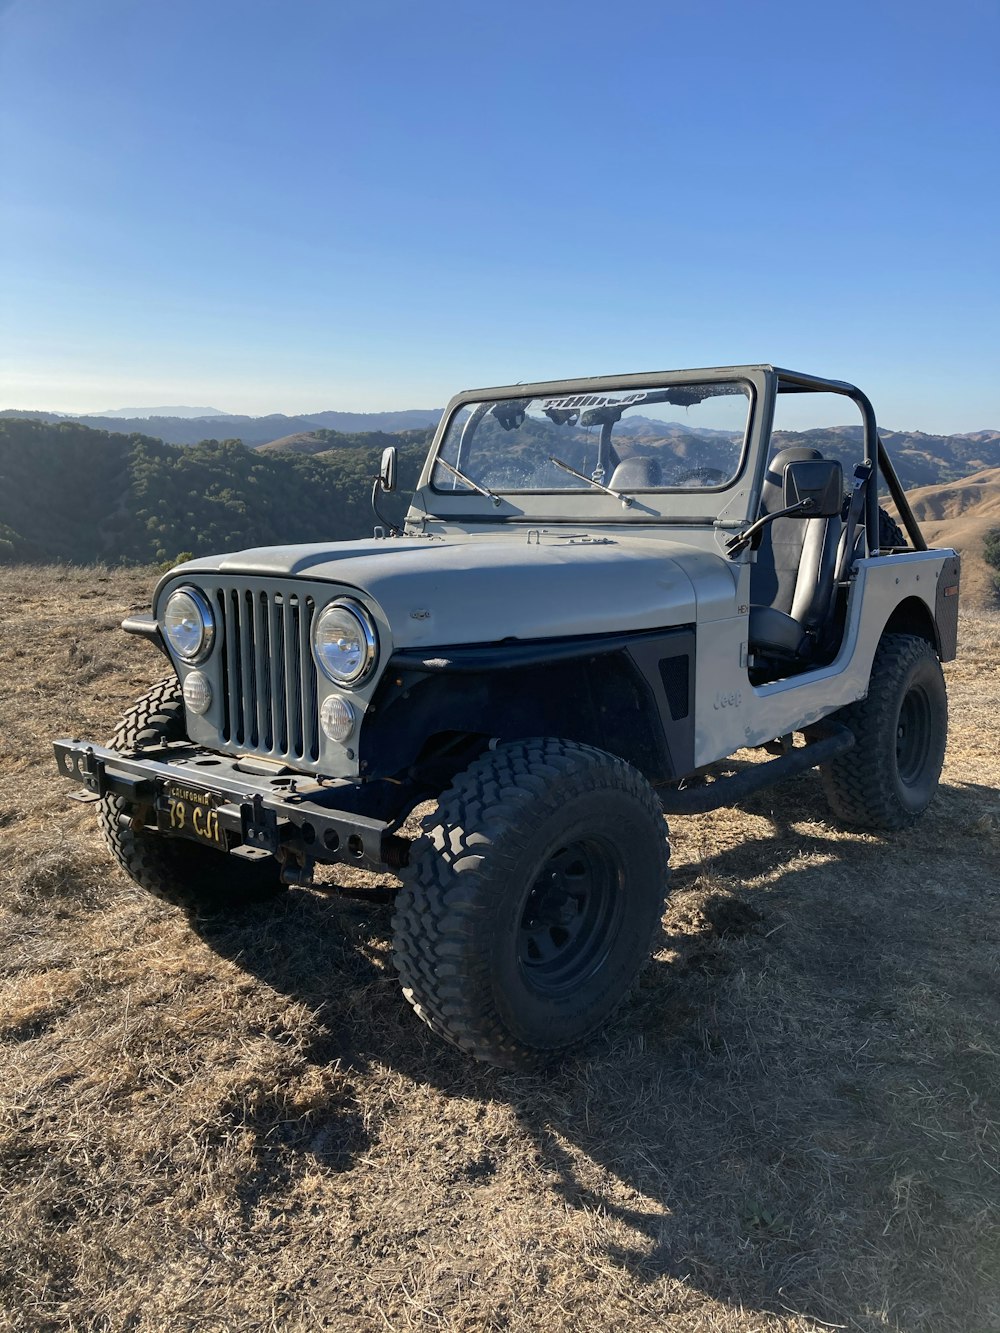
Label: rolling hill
xmin=0 ymin=418 xmax=424 ymax=565
xmin=891 ymin=466 xmax=1000 ymax=606
xmin=2 ymin=405 xmax=1000 ymax=479
xmin=256 ymin=427 xmax=433 ymax=456
xmin=2 ymin=415 xmax=998 ymax=604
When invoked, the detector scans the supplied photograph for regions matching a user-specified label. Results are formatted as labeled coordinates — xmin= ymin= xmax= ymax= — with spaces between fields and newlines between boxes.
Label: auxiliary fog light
xmin=183 ymin=671 xmax=212 ymax=716
xmin=320 ymin=693 xmax=356 ymax=743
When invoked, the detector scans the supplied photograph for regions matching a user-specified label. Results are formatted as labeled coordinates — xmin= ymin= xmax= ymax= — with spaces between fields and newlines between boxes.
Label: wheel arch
xmin=361 ymin=630 xmax=696 ymax=786
xmin=881 ymin=595 xmax=940 ymax=656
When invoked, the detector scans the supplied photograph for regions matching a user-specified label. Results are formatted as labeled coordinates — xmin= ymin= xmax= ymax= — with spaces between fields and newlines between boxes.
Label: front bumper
xmin=53 ymin=738 xmax=407 ymax=875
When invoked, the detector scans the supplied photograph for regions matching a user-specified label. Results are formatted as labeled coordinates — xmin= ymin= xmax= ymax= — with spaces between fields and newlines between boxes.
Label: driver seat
xmin=749 ymin=447 xmax=844 ymax=662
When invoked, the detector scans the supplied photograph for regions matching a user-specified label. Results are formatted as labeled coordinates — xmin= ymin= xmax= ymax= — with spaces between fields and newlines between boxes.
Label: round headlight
xmin=312 ymin=599 xmax=378 ymax=685
xmin=163 ymin=587 xmax=215 ymax=662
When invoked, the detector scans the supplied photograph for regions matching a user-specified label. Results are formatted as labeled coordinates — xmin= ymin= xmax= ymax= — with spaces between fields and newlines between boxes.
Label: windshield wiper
xmin=548 ymin=456 xmax=633 ymax=507
xmin=435 ymin=457 xmax=502 ymax=507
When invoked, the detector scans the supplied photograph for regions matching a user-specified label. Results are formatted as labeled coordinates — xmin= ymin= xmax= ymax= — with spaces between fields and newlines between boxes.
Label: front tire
xmin=97 ymin=678 xmax=285 ymax=912
xmin=821 ymin=633 xmax=947 ymax=830
xmin=392 ymin=738 xmax=670 ymax=1069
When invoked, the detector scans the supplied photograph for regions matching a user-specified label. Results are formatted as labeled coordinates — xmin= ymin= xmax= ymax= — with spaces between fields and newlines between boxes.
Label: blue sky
xmin=1 ymin=0 xmax=997 ymax=432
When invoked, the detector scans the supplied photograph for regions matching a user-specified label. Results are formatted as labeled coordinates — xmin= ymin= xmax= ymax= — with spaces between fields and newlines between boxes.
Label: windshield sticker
xmin=540 ymin=392 xmax=648 ymax=411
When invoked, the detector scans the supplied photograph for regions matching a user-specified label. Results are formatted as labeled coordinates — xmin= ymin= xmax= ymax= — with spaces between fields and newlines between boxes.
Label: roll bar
xmin=773 ymin=370 xmax=926 ymax=553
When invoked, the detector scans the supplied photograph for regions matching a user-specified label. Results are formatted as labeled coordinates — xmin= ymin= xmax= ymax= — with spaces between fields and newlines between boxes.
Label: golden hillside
xmin=893 ymin=466 xmax=1000 ymax=606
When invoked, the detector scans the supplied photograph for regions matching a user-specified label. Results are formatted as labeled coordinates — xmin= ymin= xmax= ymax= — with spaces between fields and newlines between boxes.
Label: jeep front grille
xmin=215 ymin=586 xmax=319 ymax=763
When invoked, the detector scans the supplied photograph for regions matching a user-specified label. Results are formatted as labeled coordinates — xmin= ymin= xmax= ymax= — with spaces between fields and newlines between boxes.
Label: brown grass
xmin=1 ymin=564 xmax=999 ymax=1333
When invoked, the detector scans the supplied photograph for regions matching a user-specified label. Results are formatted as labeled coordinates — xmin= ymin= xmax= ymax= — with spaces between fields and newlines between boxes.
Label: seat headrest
xmin=760 ymin=446 xmax=824 ymax=514
xmin=609 ymin=456 xmax=663 ymax=489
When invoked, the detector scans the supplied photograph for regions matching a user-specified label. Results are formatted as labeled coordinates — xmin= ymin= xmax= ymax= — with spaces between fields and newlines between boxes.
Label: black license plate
xmin=156 ymin=781 xmax=227 ymax=850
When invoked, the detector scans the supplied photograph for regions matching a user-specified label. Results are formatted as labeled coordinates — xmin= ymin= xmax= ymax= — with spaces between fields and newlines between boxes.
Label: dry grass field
xmin=2 ymin=564 xmax=999 ymax=1333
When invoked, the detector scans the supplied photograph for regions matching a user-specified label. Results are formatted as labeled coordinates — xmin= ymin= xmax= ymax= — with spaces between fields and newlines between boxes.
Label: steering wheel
xmin=675 ymin=466 xmax=727 ymax=487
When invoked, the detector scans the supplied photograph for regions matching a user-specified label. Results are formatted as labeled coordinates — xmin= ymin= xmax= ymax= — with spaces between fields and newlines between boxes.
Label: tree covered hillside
xmin=5 ymin=413 xmax=1000 ymax=568
xmin=0 ymin=419 xmax=429 ymax=565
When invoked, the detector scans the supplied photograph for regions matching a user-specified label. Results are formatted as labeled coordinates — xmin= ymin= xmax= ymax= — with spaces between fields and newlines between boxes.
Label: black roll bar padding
xmin=877 ymin=434 xmax=927 ymax=551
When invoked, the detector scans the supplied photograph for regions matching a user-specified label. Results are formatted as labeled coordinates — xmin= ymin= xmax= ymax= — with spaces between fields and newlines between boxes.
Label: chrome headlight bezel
xmin=163 ymin=586 xmax=216 ymax=664
xmin=312 ymin=598 xmax=378 ymax=686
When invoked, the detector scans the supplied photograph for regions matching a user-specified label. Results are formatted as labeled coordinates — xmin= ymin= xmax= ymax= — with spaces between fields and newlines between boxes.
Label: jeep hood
xmin=171 ymin=532 xmax=737 ymax=648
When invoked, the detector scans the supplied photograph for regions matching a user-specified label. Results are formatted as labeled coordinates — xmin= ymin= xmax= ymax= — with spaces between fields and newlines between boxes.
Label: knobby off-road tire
xmin=821 ymin=633 xmax=947 ymax=831
xmin=878 ymin=507 xmax=907 ymax=551
xmin=392 ymin=738 xmax=671 ymax=1069
xmin=97 ymin=678 xmax=284 ymax=912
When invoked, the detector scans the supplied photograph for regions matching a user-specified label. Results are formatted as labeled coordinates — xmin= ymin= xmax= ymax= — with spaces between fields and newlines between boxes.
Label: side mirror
xmin=378 ymin=446 xmax=397 ymax=493
xmin=782 ymin=458 xmax=843 ymax=517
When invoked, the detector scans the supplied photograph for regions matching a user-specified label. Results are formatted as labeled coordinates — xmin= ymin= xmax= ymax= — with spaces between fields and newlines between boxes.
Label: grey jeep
xmin=55 ymin=366 xmax=960 ymax=1068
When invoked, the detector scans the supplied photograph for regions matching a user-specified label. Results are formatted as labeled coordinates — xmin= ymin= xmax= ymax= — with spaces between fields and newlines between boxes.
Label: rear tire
xmin=877 ymin=507 xmax=907 ymax=551
xmin=821 ymin=633 xmax=947 ymax=830
xmin=392 ymin=738 xmax=670 ymax=1069
xmin=97 ymin=678 xmax=285 ymax=912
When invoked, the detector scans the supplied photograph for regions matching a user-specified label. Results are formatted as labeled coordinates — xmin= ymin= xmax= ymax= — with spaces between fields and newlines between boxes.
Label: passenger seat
xmin=748 ymin=447 xmax=844 ymax=662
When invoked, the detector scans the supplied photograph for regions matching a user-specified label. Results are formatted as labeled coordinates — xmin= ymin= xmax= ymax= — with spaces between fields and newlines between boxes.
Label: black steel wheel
xmin=821 ymin=633 xmax=948 ymax=830
xmin=518 ymin=838 xmax=625 ymax=997
xmin=392 ymin=738 xmax=670 ymax=1069
xmin=97 ymin=678 xmax=285 ymax=912
xmin=895 ymin=678 xmax=935 ymax=786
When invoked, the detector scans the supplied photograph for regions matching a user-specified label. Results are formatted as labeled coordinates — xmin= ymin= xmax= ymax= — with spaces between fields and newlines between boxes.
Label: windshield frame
xmin=414 ymin=366 xmax=767 ymax=526
xmin=430 ymin=378 xmax=753 ymax=500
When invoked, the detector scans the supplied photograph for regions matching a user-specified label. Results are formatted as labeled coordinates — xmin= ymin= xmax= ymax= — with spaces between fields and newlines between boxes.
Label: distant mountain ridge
xmin=0 ymin=407 xmax=443 ymax=446
xmin=96 ymin=405 xmax=226 ymax=419
xmin=2 ymin=407 xmax=998 ymax=486
xmin=806 ymin=424 xmax=1000 ymax=490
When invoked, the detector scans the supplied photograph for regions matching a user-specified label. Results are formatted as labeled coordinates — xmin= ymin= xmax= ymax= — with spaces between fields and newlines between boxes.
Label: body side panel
xmin=692 ymin=549 xmax=957 ymax=766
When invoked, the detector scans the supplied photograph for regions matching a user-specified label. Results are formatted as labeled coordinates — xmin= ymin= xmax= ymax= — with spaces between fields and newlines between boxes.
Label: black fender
xmin=359 ymin=626 xmax=696 ymax=785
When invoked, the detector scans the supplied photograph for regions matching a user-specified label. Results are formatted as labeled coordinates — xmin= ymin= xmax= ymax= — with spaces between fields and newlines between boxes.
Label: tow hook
xmin=278 ymin=846 xmax=315 ymax=888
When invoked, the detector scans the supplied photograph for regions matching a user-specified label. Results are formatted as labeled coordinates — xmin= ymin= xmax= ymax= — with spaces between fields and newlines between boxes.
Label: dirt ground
xmin=1 ymin=564 xmax=998 ymax=1333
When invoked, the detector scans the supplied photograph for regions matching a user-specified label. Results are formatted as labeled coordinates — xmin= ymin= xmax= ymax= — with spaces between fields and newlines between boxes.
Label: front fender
xmin=359 ymin=627 xmax=696 ymax=785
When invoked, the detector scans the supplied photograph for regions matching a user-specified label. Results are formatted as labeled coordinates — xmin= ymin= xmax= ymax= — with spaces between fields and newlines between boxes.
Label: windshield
xmin=432 ymin=380 xmax=751 ymax=496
